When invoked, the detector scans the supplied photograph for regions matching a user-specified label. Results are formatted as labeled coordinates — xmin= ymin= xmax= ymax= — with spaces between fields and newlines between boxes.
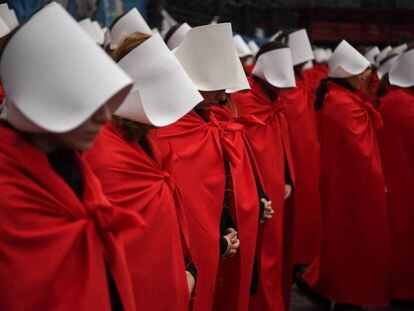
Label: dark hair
xmin=275 ymin=28 xmax=298 ymax=46
xmin=256 ymin=40 xmax=287 ymax=60
xmin=376 ymin=73 xmax=390 ymax=98
xmin=163 ymin=23 xmax=182 ymax=45
xmin=314 ymin=78 xmax=355 ymax=110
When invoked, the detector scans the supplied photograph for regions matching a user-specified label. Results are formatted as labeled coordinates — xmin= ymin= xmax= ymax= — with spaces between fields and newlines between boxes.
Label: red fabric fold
xmin=280 ymin=76 xmax=322 ymax=265
xmin=232 ymin=76 xmax=295 ymax=311
xmin=148 ymin=110 xmax=227 ymax=311
xmin=84 ymin=124 xmax=190 ymax=310
xmin=210 ymin=104 xmax=260 ymax=311
xmin=379 ymin=86 xmax=414 ymax=301
xmin=304 ymin=81 xmax=391 ymax=307
xmin=0 ymin=124 xmax=141 ymax=311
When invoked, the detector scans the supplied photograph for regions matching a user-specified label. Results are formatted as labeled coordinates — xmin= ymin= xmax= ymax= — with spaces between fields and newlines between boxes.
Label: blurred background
xmin=5 ymin=0 xmax=414 ymax=46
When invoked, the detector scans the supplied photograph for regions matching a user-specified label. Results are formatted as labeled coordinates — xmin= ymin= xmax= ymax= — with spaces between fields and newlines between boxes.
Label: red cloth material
xmin=303 ymin=63 xmax=328 ymax=95
xmin=84 ymin=124 xmax=190 ymax=310
xmin=379 ymin=86 xmax=414 ymax=301
xmin=147 ymin=109 xmax=227 ymax=311
xmin=281 ymin=76 xmax=323 ymax=265
xmin=210 ymin=104 xmax=260 ymax=311
xmin=304 ymin=81 xmax=391 ymax=307
xmin=369 ymin=70 xmax=381 ymax=105
xmin=243 ymin=63 xmax=255 ymax=76
xmin=0 ymin=124 xmax=141 ymax=311
xmin=232 ymin=76 xmax=295 ymax=311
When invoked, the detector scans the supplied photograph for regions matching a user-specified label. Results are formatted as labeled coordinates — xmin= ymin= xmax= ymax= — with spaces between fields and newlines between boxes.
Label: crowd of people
xmin=0 ymin=2 xmax=413 ymax=311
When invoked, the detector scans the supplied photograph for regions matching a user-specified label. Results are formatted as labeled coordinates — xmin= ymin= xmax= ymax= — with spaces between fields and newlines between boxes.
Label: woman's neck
xmin=23 ymin=133 xmax=62 ymax=153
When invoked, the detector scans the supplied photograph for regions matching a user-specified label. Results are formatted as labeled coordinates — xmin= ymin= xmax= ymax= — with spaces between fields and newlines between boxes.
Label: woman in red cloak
xmin=301 ymin=40 xmax=391 ymax=310
xmin=0 ymin=4 xmax=139 ymax=310
xmin=147 ymin=23 xmax=246 ymax=310
xmin=210 ymin=97 xmax=274 ymax=311
xmin=377 ymin=48 xmax=414 ymax=306
xmin=232 ymin=41 xmax=296 ymax=311
xmin=84 ymin=32 xmax=201 ymax=310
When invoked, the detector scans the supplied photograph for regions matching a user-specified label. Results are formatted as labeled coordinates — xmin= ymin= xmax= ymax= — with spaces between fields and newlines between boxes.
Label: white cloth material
xmin=9 ymin=9 xmax=19 ymax=29
xmin=287 ymin=29 xmax=314 ymax=66
xmin=226 ymin=52 xmax=251 ymax=93
xmin=79 ymin=18 xmax=104 ymax=45
xmin=103 ymin=27 xmax=111 ymax=48
xmin=252 ymin=47 xmax=296 ymax=88
xmin=303 ymin=60 xmax=314 ymax=70
xmin=328 ymin=40 xmax=370 ymax=78
xmin=248 ymin=40 xmax=260 ymax=56
xmin=0 ymin=3 xmax=133 ymax=133
xmin=314 ymin=48 xmax=329 ymax=63
xmin=110 ymin=8 xmax=152 ymax=49
xmin=0 ymin=16 xmax=10 ymax=38
xmin=0 ymin=4 xmax=15 ymax=30
xmin=376 ymin=46 xmax=392 ymax=66
xmin=364 ymin=46 xmax=380 ymax=65
xmin=233 ymin=35 xmax=252 ymax=58
xmin=160 ymin=9 xmax=177 ymax=37
xmin=377 ymin=54 xmax=399 ymax=79
xmin=166 ymin=23 xmax=191 ymax=50
xmin=389 ymin=49 xmax=414 ymax=88
xmin=392 ymin=43 xmax=407 ymax=55
xmin=116 ymin=33 xmax=202 ymax=126
xmin=174 ymin=23 xmax=249 ymax=92
xmin=325 ymin=48 xmax=333 ymax=60
xmin=92 ymin=21 xmax=104 ymax=45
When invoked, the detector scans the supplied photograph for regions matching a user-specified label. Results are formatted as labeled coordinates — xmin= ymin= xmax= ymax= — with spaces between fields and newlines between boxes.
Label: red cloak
xmin=0 ymin=124 xmax=141 ymax=311
xmin=280 ymin=76 xmax=322 ymax=265
xmin=210 ymin=104 xmax=260 ymax=311
xmin=148 ymin=110 xmax=227 ymax=311
xmin=304 ymin=82 xmax=391 ymax=307
xmin=84 ymin=124 xmax=190 ymax=310
xmin=303 ymin=64 xmax=328 ymax=96
xmin=232 ymin=76 xmax=296 ymax=311
xmin=379 ymin=86 xmax=414 ymax=301
xmin=369 ymin=70 xmax=381 ymax=105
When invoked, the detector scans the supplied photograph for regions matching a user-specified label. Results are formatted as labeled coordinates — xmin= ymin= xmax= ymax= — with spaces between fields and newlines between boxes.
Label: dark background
xmin=147 ymin=0 xmax=414 ymax=45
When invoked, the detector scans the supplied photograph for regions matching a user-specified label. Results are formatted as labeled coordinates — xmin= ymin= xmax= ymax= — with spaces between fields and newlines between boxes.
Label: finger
xmin=260 ymin=198 xmax=268 ymax=204
xmin=226 ymin=228 xmax=236 ymax=234
xmin=233 ymin=240 xmax=241 ymax=249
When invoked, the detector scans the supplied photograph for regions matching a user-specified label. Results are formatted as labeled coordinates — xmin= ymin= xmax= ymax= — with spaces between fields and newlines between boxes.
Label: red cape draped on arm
xmin=210 ymin=104 xmax=260 ymax=311
xmin=304 ymin=82 xmax=391 ymax=307
xmin=232 ymin=76 xmax=295 ymax=311
xmin=379 ymin=86 xmax=414 ymax=301
xmin=148 ymin=110 xmax=226 ymax=311
xmin=0 ymin=124 xmax=141 ymax=311
xmin=280 ymin=76 xmax=322 ymax=265
xmin=84 ymin=124 xmax=190 ymax=310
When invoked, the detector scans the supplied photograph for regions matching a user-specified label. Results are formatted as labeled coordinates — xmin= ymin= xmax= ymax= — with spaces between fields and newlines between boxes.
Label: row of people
xmin=0 ymin=2 xmax=413 ymax=311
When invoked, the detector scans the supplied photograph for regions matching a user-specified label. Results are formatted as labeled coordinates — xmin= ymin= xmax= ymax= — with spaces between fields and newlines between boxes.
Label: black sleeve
xmin=284 ymin=154 xmax=293 ymax=186
xmin=220 ymin=236 xmax=228 ymax=255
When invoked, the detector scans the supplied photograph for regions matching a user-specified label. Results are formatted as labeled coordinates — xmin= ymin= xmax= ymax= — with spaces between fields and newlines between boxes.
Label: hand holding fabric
xmin=260 ymin=198 xmax=274 ymax=223
xmin=222 ymin=228 xmax=240 ymax=258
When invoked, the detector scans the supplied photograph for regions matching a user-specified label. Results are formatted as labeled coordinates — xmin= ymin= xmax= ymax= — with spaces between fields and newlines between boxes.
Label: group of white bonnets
xmin=0 ymin=1 xmax=414 ymax=311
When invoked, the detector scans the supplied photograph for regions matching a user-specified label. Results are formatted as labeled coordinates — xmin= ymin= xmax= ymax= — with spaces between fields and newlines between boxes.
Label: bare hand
xmin=185 ymin=271 xmax=196 ymax=295
xmin=284 ymin=184 xmax=292 ymax=200
xmin=222 ymin=228 xmax=240 ymax=258
xmin=260 ymin=198 xmax=274 ymax=223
